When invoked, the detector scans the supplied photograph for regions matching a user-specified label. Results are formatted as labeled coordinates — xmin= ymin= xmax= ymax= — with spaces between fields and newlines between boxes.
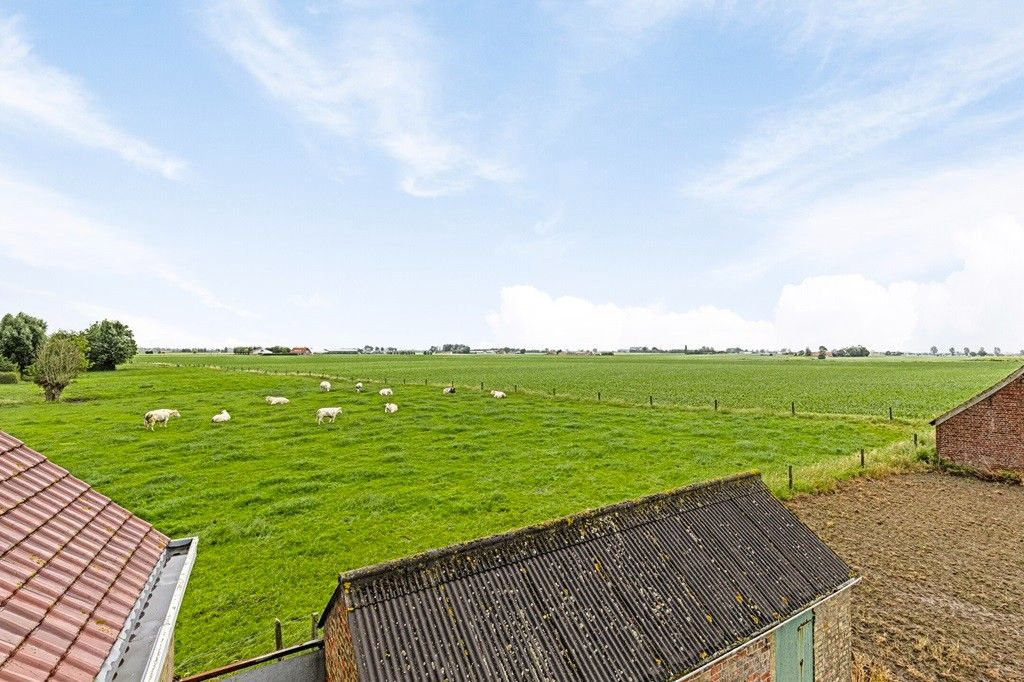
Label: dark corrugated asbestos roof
xmin=323 ymin=472 xmax=853 ymax=681
xmin=0 ymin=431 xmax=169 ymax=681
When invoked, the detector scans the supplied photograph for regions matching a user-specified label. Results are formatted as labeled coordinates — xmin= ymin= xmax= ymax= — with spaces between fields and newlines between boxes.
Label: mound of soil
xmin=788 ymin=473 xmax=1024 ymax=682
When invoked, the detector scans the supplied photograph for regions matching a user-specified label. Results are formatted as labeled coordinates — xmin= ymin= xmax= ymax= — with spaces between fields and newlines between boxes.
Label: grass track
xmin=0 ymin=362 xmax=913 ymax=674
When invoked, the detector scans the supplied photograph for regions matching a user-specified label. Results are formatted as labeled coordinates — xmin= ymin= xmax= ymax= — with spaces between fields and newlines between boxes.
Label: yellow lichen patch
xmin=343 ymin=581 xmax=351 ymax=593
xmin=735 ymin=592 xmax=744 ymax=604
xmin=704 ymin=613 xmax=713 ymax=623
xmin=593 ymin=559 xmax=602 ymax=573
xmin=699 ymin=651 xmax=709 ymax=660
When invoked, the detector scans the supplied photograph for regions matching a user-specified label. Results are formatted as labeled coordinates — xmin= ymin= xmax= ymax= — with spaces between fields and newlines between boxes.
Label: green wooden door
xmin=775 ymin=610 xmax=814 ymax=681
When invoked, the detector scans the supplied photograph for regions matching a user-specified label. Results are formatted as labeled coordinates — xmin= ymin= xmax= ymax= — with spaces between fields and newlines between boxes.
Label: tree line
xmin=0 ymin=312 xmax=138 ymax=401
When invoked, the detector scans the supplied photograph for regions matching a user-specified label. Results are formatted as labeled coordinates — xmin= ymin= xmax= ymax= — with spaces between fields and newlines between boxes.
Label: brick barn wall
xmin=324 ymin=597 xmax=358 ymax=682
xmin=813 ymin=588 xmax=852 ymax=682
xmin=687 ymin=636 xmax=772 ymax=682
xmin=937 ymin=377 xmax=1024 ymax=475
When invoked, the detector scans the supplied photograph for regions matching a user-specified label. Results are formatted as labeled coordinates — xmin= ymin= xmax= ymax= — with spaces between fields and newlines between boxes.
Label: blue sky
xmin=3 ymin=1 xmax=1024 ymax=351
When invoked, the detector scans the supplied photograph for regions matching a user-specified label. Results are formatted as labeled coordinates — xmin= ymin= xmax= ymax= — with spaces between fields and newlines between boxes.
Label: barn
xmin=931 ymin=364 xmax=1024 ymax=476
xmin=0 ymin=431 xmax=197 ymax=681
xmin=318 ymin=473 xmax=856 ymax=682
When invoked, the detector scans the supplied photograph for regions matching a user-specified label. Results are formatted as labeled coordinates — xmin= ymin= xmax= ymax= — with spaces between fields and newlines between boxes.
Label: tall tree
xmin=32 ymin=337 xmax=85 ymax=401
xmin=0 ymin=312 xmax=47 ymax=372
xmin=930 ymin=346 xmax=938 ymax=355
xmin=84 ymin=320 xmax=138 ymax=370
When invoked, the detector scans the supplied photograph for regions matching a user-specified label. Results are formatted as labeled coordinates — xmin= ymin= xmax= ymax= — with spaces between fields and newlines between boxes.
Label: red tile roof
xmin=0 ymin=431 xmax=169 ymax=681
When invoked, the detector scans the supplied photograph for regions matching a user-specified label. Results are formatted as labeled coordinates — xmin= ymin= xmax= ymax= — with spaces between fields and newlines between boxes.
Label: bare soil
xmin=788 ymin=472 xmax=1024 ymax=682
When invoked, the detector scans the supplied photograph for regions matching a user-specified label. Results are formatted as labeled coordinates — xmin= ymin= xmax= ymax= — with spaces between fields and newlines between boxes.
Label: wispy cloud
xmin=0 ymin=173 xmax=251 ymax=317
xmin=205 ymin=0 xmax=513 ymax=197
xmin=0 ymin=15 xmax=185 ymax=179
xmin=683 ymin=5 xmax=1024 ymax=204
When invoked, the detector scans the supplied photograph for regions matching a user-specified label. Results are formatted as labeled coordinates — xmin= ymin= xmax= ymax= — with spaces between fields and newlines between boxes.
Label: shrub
xmin=0 ymin=356 xmax=16 ymax=373
xmin=0 ymin=372 xmax=17 ymax=384
xmin=33 ymin=338 xmax=86 ymax=401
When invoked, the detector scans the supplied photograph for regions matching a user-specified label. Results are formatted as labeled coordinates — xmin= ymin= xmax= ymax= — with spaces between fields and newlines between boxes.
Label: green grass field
xmin=134 ymin=352 xmax=1020 ymax=419
xmin=0 ymin=354 xmax=1004 ymax=673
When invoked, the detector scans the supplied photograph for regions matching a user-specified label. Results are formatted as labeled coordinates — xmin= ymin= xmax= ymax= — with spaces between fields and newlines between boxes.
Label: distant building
xmin=317 ymin=473 xmax=855 ymax=681
xmin=0 ymin=431 xmax=197 ymax=681
xmin=931 ymin=364 xmax=1024 ymax=475
xmin=251 ymin=347 xmax=272 ymax=355
xmin=290 ymin=347 xmax=312 ymax=355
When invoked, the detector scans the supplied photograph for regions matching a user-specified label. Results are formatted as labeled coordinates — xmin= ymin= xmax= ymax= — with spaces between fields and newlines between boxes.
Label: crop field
xmin=134 ymin=352 xmax=1020 ymax=419
xmin=0 ymin=360 xmax=918 ymax=675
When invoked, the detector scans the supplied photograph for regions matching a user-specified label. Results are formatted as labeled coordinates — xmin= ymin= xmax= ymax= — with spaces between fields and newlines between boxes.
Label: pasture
xmin=134 ymin=352 xmax=1022 ymax=419
xmin=0 ymin=358 xmax=922 ymax=674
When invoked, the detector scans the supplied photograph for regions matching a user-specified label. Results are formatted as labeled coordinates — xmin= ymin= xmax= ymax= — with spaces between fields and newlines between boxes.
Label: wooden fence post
xmin=889 ymin=406 xmax=893 ymax=420
xmin=649 ymin=396 xmax=653 ymax=406
xmin=274 ymin=618 xmax=283 ymax=654
xmin=860 ymin=449 xmax=865 ymax=467
xmin=788 ymin=465 xmax=793 ymax=490
xmin=598 ymin=391 xmax=601 ymax=401
xmin=311 ymin=613 xmax=318 ymax=639
xmin=714 ymin=399 xmax=718 ymax=411
xmin=791 ymin=402 xmax=795 ymax=415
xmin=913 ymin=433 xmax=918 ymax=447
xmin=480 ymin=381 xmax=484 ymax=390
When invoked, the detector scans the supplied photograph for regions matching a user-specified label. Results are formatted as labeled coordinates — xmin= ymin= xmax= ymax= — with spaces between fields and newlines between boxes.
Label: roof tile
xmin=0 ymin=432 xmax=169 ymax=681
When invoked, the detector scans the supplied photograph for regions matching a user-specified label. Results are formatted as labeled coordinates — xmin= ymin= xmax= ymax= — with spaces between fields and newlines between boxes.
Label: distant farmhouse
xmin=250 ymin=347 xmax=273 ymax=355
xmin=931 ymin=364 xmax=1024 ymax=476
xmin=0 ymin=432 xmax=196 ymax=681
xmin=315 ymin=473 xmax=855 ymax=682
xmin=290 ymin=347 xmax=312 ymax=355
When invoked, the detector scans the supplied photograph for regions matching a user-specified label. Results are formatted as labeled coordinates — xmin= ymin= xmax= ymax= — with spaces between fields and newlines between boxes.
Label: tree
xmin=930 ymin=346 xmax=938 ymax=355
xmin=949 ymin=346 xmax=956 ymax=356
xmin=268 ymin=345 xmax=290 ymax=354
xmin=994 ymin=346 xmax=1002 ymax=356
xmin=32 ymin=337 xmax=85 ymax=401
xmin=963 ymin=346 xmax=970 ymax=357
xmin=817 ymin=345 xmax=827 ymax=360
xmin=84 ymin=320 xmax=138 ymax=370
xmin=978 ymin=347 xmax=988 ymax=356
xmin=0 ymin=312 xmax=47 ymax=373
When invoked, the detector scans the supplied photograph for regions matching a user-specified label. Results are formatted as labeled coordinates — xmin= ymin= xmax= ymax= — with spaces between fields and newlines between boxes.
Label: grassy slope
xmin=0 ymin=363 xmax=911 ymax=673
xmin=134 ymin=353 xmax=1021 ymax=419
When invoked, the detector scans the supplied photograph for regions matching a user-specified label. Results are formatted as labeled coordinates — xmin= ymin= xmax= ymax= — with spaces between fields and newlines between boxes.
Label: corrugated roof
xmin=0 ymin=431 xmax=170 ymax=681
xmin=323 ymin=472 xmax=853 ymax=681
xmin=930 ymin=364 xmax=1024 ymax=426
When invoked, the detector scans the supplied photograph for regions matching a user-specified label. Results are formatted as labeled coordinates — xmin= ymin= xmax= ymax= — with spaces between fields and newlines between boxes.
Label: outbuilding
xmin=931 ymin=364 xmax=1024 ymax=476
xmin=318 ymin=473 xmax=856 ymax=681
xmin=0 ymin=431 xmax=197 ymax=681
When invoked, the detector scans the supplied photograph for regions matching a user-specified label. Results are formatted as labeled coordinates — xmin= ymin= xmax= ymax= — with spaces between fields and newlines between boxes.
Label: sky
xmin=3 ymin=1 xmax=1024 ymax=351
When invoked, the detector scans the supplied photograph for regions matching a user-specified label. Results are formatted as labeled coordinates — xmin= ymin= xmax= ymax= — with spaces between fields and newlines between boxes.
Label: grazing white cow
xmin=320 ymin=381 xmax=331 ymax=392
xmin=265 ymin=396 xmax=289 ymax=405
xmin=379 ymin=388 xmax=393 ymax=396
xmin=211 ymin=409 xmax=231 ymax=423
xmin=144 ymin=409 xmax=180 ymax=430
xmin=316 ymin=407 xmax=342 ymax=425
xmin=355 ymin=382 xmax=364 ymax=393
xmin=384 ymin=403 xmax=398 ymax=414
xmin=443 ymin=386 xmax=456 ymax=395
xmin=491 ymin=390 xmax=507 ymax=399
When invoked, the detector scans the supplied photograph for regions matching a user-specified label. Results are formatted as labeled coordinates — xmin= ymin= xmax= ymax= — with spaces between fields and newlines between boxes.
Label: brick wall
xmin=937 ymin=377 xmax=1024 ymax=475
xmin=323 ymin=595 xmax=358 ymax=682
xmin=813 ymin=588 xmax=852 ymax=682
xmin=687 ymin=636 xmax=772 ymax=682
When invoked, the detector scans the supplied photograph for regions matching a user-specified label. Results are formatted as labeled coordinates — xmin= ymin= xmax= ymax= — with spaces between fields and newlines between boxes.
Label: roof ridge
xmin=931 ymin=364 xmax=1024 ymax=425
xmin=341 ymin=472 xmax=760 ymax=586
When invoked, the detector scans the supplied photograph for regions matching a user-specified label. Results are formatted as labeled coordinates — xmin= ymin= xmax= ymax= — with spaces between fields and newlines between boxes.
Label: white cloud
xmin=0 ymin=15 xmax=184 ymax=179
xmin=685 ymin=6 xmax=1024 ymax=204
xmin=0 ymin=174 xmax=252 ymax=318
xmin=205 ymin=0 xmax=513 ymax=197
xmin=488 ymin=215 xmax=1024 ymax=351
